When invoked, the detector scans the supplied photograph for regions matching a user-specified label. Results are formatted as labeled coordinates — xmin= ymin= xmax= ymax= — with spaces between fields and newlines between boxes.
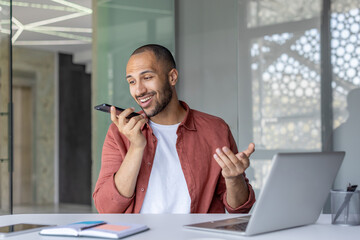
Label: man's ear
xmin=168 ymin=68 xmax=178 ymax=86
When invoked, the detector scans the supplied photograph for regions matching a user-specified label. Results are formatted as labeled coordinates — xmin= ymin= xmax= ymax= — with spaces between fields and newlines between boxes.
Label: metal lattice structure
xmin=250 ymin=5 xmax=360 ymax=150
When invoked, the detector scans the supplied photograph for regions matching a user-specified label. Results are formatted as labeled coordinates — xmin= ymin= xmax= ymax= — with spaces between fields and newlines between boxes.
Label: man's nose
xmin=135 ymin=80 xmax=146 ymax=96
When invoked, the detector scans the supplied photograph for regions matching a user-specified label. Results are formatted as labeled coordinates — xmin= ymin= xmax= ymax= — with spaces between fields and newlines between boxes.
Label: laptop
xmin=184 ymin=152 xmax=345 ymax=236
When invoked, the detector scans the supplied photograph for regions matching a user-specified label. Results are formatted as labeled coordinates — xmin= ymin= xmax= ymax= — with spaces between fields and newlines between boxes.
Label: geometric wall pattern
xmin=251 ymin=7 xmax=360 ymax=150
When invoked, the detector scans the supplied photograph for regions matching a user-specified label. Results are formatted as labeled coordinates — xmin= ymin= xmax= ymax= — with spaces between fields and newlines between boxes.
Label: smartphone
xmin=94 ymin=103 xmax=140 ymax=119
xmin=0 ymin=223 xmax=52 ymax=237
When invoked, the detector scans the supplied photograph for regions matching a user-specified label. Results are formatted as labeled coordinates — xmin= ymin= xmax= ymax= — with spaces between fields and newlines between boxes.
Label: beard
xmin=140 ymin=80 xmax=173 ymax=118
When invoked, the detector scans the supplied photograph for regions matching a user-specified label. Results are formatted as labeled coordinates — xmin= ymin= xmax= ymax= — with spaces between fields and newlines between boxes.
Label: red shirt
xmin=93 ymin=101 xmax=255 ymax=213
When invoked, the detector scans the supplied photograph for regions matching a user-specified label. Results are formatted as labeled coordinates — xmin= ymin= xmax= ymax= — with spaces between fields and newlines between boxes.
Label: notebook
xmin=184 ymin=152 xmax=345 ymax=236
xmin=39 ymin=221 xmax=149 ymax=239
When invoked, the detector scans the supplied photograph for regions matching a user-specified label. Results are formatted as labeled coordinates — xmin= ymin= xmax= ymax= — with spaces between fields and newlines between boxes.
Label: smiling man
xmin=93 ymin=44 xmax=256 ymax=213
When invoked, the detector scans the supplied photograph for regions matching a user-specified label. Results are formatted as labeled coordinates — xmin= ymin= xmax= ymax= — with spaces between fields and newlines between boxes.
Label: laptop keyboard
xmin=215 ymin=222 xmax=248 ymax=232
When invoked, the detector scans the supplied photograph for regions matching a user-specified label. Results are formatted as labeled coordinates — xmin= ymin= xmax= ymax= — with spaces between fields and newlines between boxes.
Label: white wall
xmin=333 ymin=88 xmax=360 ymax=189
xmin=176 ymin=0 xmax=240 ymax=143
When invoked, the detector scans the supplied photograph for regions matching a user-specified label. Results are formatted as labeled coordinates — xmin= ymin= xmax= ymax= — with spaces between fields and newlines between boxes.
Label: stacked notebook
xmin=39 ymin=221 xmax=149 ymax=239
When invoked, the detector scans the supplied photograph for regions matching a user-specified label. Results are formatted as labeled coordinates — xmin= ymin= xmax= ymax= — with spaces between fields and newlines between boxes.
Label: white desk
xmin=0 ymin=214 xmax=359 ymax=240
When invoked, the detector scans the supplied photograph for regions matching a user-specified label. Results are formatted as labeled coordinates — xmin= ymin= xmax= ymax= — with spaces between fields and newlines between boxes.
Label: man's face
xmin=126 ymin=51 xmax=173 ymax=118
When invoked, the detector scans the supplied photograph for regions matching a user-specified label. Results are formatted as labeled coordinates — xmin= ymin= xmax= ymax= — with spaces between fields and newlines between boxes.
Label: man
xmin=93 ymin=44 xmax=255 ymax=213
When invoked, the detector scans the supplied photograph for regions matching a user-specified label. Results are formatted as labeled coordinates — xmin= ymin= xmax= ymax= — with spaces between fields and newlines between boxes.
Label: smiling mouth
xmin=139 ymin=96 xmax=152 ymax=103
xmin=137 ymin=93 xmax=155 ymax=107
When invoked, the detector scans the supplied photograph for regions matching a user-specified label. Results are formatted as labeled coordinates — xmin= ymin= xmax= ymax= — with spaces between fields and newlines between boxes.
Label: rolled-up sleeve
xmin=223 ymin=176 xmax=256 ymax=213
xmin=222 ymin=125 xmax=256 ymax=213
xmin=92 ymin=124 xmax=134 ymax=213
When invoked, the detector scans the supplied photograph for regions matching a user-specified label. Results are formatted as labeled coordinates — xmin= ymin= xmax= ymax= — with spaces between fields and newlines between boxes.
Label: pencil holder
xmin=331 ymin=190 xmax=360 ymax=226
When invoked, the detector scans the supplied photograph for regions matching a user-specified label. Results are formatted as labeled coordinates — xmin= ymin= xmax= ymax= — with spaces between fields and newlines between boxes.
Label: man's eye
xmin=128 ymin=80 xmax=135 ymax=85
xmin=144 ymin=76 xmax=153 ymax=80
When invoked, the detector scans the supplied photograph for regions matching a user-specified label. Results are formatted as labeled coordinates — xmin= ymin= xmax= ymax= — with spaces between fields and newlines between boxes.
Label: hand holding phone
xmin=94 ymin=103 xmax=140 ymax=119
xmin=95 ymin=103 xmax=147 ymax=148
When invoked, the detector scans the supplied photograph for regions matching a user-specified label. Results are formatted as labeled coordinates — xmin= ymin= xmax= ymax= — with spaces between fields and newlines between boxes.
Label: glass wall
xmin=249 ymin=1 xmax=322 ymax=150
xmin=245 ymin=0 xmax=322 ymax=195
xmin=2 ymin=0 xmax=91 ymax=214
xmin=0 ymin=0 xmax=11 ymax=215
xmin=177 ymin=0 xmax=323 ymax=197
xmin=244 ymin=0 xmax=360 ymax=195
xmin=331 ymin=0 xmax=360 ymax=190
xmin=92 ymin=0 xmax=175 ymax=201
xmin=177 ymin=0 xmax=360 ymax=200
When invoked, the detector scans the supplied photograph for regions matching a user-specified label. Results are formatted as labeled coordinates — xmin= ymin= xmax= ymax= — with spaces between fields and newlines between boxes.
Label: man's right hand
xmin=111 ymin=106 xmax=147 ymax=149
xmin=110 ymin=107 xmax=147 ymax=198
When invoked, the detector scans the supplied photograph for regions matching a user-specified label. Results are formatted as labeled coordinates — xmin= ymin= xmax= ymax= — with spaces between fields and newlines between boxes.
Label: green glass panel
xmin=0 ymin=0 xmax=12 ymax=215
xmin=92 ymin=0 xmax=175 ymax=200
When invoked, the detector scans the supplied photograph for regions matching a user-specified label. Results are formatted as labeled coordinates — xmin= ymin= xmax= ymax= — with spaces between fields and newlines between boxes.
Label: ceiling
xmin=11 ymin=0 xmax=92 ymax=54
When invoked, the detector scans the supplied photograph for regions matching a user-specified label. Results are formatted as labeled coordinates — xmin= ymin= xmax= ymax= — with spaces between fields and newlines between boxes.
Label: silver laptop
xmin=184 ymin=152 xmax=345 ymax=236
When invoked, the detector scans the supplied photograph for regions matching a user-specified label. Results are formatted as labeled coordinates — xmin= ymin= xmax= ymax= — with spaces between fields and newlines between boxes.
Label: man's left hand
xmin=214 ymin=143 xmax=255 ymax=179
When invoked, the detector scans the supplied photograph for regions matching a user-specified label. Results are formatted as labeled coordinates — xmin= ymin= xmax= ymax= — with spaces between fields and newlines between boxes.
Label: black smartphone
xmin=94 ymin=103 xmax=140 ymax=119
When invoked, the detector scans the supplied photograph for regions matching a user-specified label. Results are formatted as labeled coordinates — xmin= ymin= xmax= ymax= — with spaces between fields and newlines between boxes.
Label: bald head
xmin=131 ymin=44 xmax=176 ymax=74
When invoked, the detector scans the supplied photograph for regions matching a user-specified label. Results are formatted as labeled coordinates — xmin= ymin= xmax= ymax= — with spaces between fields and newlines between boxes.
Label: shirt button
xmin=147 ymin=162 xmax=151 ymax=166
xmin=141 ymin=188 xmax=145 ymax=192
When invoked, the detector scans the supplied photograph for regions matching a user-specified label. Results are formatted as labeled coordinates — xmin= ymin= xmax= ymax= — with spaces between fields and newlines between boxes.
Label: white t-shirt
xmin=140 ymin=121 xmax=191 ymax=213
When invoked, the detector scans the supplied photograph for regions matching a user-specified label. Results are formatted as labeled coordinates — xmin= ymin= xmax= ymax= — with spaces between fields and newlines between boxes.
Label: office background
xmin=0 ymin=0 xmax=359 ymax=215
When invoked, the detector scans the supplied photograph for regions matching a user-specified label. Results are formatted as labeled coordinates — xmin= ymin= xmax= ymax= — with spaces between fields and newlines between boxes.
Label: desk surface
xmin=0 ymin=214 xmax=359 ymax=240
